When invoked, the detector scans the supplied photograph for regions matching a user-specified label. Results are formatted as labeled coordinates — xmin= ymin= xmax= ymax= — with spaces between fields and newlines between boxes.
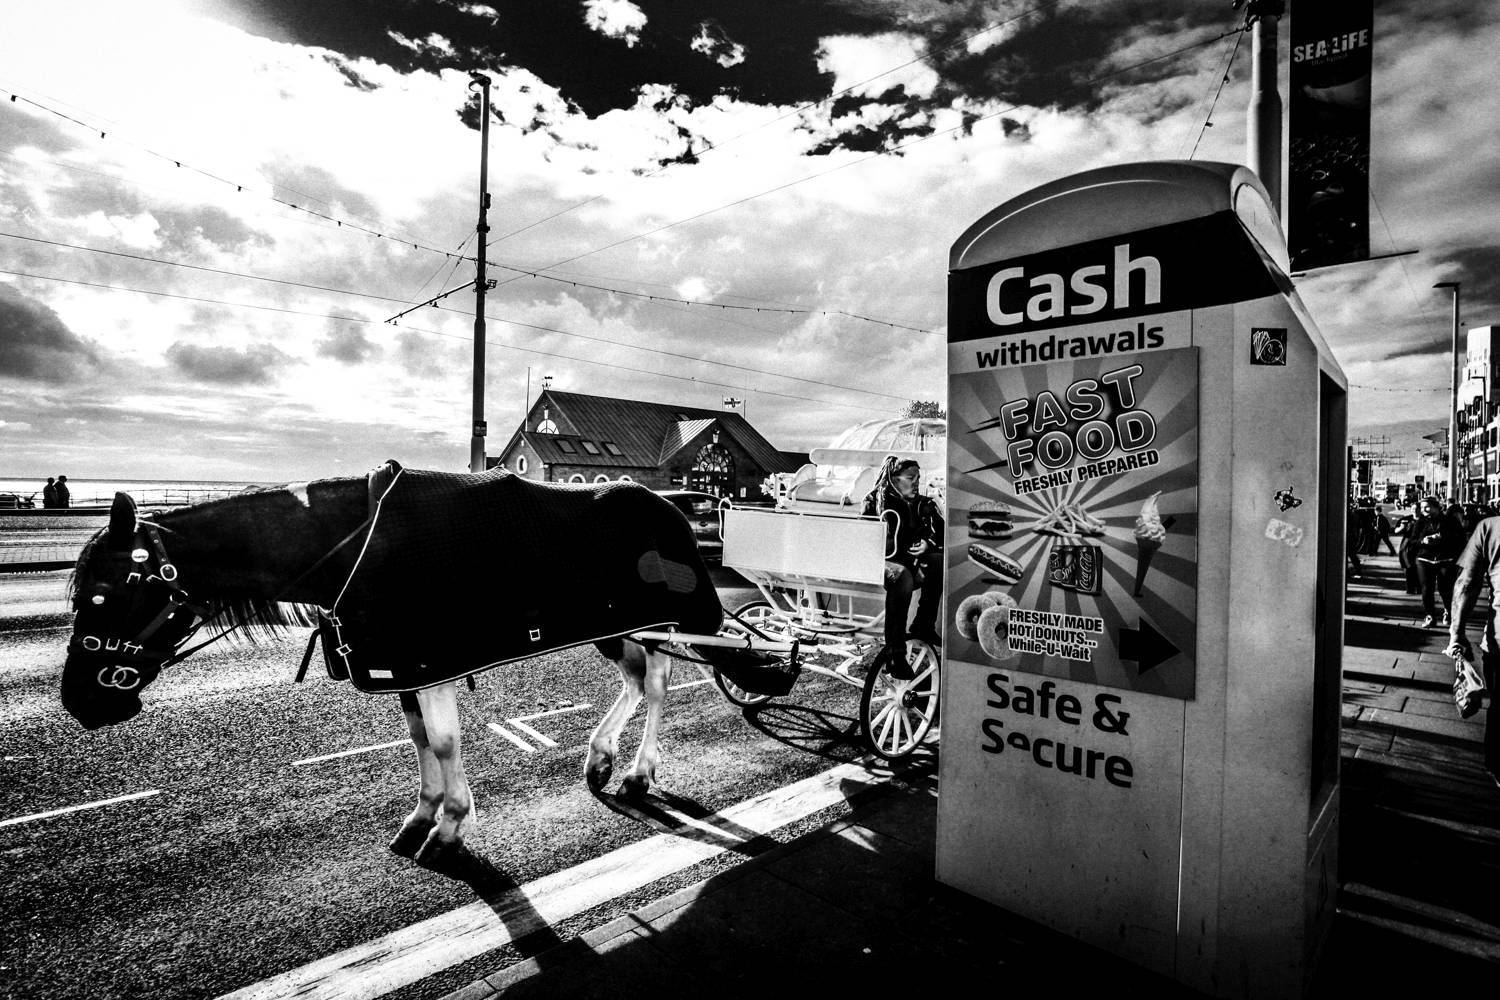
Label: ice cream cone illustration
xmin=1133 ymin=492 xmax=1171 ymax=597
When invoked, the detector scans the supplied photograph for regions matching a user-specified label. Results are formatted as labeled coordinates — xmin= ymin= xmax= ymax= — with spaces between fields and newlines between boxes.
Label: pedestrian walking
xmin=1396 ymin=512 xmax=1419 ymax=594
xmin=1444 ymin=515 xmax=1500 ymax=788
xmin=1412 ymin=497 xmax=1465 ymax=628
xmin=1374 ymin=505 xmax=1397 ymax=556
xmin=1347 ymin=502 xmax=1363 ymax=580
xmin=42 ymin=477 xmax=57 ymax=509
xmin=54 ymin=475 xmax=70 ymax=509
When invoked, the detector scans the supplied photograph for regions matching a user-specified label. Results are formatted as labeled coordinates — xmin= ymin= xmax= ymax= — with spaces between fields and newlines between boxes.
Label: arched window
xmin=593 ymin=474 xmax=610 ymax=484
xmin=618 ymin=475 xmax=632 ymax=482
xmin=568 ymin=474 xmax=585 ymax=484
xmin=688 ymin=442 xmax=734 ymax=497
xmin=514 ymin=455 xmax=528 ymax=474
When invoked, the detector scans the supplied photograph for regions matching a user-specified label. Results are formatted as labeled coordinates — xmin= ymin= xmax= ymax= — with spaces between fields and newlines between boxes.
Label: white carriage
xmin=647 ymin=417 xmax=946 ymax=761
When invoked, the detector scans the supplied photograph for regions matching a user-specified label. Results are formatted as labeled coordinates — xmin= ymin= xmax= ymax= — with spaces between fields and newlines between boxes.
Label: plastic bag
xmin=1453 ymin=648 xmax=1487 ymax=720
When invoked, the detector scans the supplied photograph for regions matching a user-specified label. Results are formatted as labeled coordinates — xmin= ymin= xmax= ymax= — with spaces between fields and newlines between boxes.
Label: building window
xmin=619 ymin=475 xmax=633 ymax=482
xmin=568 ymin=474 xmax=585 ymax=484
xmin=580 ymin=440 xmax=601 ymax=455
xmin=602 ymin=441 xmax=623 ymax=456
xmin=556 ymin=439 xmax=576 ymax=454
xmin=515 ymin=455 xmax=528 ymax=474
xmin=594 ymin=474 xmax=610 ymax=483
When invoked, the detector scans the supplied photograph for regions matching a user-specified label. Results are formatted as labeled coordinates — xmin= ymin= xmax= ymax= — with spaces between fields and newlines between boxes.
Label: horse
xmin=59 ymin=464 xmax=725 ymax=865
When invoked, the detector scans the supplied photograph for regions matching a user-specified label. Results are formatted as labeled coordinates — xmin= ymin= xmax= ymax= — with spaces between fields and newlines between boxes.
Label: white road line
xmin=668 ymin=677 xmax=713 ymax=691
xmin=486 ymin=721 xmax=535 ymax=752
xmin=0 ymin=789 xmax=161 ymax=829
xmin=504 ymin=718 xmax=557 ymax=748
xmin=290 ymin=739 xmax=408 ymax=767
xmin=215 ymin=760 xmax=900 ymax=1000
xmin=511 ymin=703 xmax=593 ymax=722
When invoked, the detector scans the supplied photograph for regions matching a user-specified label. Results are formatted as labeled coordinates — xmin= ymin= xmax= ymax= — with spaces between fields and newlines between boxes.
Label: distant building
xmin=490 ymin=389 xmax=806 ymax=500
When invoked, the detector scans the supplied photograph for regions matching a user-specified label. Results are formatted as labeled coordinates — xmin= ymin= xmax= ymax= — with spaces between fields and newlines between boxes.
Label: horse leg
xmin=620 ymin=646 xmax=671 ymax=799
xmin=389 ymin=691 xmax=443 ymax=857
xmin=585 ymin=641 xmax=645 ymax=793
xmin=412 ymin=682 xmax=475 ymax=865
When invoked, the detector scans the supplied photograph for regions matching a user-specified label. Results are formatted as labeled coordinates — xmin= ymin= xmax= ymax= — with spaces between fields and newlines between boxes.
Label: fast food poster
xmin=944 ymin=346 xmax=1199 ymax=700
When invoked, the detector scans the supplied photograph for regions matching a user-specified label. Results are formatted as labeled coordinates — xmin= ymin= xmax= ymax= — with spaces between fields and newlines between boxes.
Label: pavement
xmin=432 ymin=551 xmax=1500 ymax=999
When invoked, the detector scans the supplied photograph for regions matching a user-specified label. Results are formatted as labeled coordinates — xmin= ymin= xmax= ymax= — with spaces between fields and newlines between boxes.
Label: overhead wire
xmin=0 ymin=265 xmax=913 ymax=407
xmin=0 ymin=85 xmax=473 ymax=263
xmin=1186 ymin=19 xmax=1247 ymax=159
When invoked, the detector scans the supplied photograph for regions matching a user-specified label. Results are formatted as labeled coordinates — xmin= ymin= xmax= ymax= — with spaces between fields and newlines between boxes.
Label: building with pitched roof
xmin=490 ymin=389 xmax=806 ymax=499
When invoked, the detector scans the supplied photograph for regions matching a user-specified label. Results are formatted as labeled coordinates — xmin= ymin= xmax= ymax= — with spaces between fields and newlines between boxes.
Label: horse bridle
xmin=69 ymin=520 xmax=218 ymax=687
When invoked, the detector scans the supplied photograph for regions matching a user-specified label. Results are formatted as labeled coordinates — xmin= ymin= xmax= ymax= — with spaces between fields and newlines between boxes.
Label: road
xmin=0 ymin=565 xmax=925 ymax=1000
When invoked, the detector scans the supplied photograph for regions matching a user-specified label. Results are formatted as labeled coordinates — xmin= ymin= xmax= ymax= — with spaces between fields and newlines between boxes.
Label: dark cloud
xmin=317 ymin=320 xmax=381 ymax=362
xmin=1432 ymin=245 xmax=1500 ymax=318
xmin=394 ymin=330 xmax=449 ymax=378
xmin=155 ymin=206 xmax=271 ymax=256
xmin=0 ymin=283 xmax=101 ymax=382
xmin=164 ymin=341 xmax=291 ymax=384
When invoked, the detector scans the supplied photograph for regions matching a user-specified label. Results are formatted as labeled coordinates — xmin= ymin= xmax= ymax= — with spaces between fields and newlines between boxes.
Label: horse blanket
xmin=324 ymin=461 xmax=724 ymax=692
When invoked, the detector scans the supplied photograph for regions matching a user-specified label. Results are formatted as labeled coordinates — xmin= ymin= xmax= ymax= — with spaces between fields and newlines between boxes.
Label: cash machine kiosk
xmin=938 ymin=161 xmax=1345 ymax=997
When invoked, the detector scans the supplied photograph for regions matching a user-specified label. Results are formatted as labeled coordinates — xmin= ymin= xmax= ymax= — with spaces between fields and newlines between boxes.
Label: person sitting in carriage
xmin=862 ymin=456 xmax=945 ymax=676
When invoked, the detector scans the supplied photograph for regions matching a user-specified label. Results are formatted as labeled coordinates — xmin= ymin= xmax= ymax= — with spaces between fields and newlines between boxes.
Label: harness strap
xmin=294 ymin=626 xmax=321 ymax=683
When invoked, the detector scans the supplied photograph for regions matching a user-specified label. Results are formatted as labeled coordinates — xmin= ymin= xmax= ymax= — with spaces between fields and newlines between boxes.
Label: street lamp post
xmin=1437 ymin=281 xmax=1462 ymax=501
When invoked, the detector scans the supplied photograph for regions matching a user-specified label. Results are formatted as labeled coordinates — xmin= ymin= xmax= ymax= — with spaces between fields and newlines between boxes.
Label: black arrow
xmin=1117 ymin=619 xmax=1180 ymax=674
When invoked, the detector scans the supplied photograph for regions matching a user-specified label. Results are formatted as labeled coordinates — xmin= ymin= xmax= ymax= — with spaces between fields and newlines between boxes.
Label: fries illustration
xmin=1029 ymin=501 xmax=1107 ymax=538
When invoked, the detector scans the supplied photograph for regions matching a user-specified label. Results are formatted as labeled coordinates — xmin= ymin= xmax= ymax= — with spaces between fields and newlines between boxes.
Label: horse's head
xmin=61 ymin=493 xmax=207 ymax=729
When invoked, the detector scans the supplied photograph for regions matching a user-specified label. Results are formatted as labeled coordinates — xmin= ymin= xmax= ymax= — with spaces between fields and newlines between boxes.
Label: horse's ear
xmin=108 ymin=492 xmax=137 ymax=549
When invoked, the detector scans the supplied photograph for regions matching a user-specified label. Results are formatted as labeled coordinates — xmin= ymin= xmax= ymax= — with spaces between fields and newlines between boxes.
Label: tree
xmin=902 ymin=400 xmax=946 ymax=419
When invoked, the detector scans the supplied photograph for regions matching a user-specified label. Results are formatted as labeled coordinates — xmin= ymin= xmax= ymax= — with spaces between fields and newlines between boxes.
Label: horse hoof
xmin=620 ymin=774 xmax=651 ymax=800
xmin=414 ymin=836 xmax=464 ymax=868
xmin=585 ymin=753 xmax=614 ymax=793
xmin=389 ymin=820 xmax=436 ymax=858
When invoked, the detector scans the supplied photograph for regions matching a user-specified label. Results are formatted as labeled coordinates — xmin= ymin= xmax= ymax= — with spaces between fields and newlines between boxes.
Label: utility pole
xmin=469 ymin=73 xmax=493 ymax=474
xmin=1242 ymin=0 xmax=1285 ymax=218
xmin=1437 ymin=281 xmax=1462 ymax=501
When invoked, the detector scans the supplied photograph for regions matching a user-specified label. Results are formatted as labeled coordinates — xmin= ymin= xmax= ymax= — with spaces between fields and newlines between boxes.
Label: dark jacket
xmin=862 ymin=485 xmax=943 ymax=567
xmin=1411 ymin=512 xmax=1465 ymax=562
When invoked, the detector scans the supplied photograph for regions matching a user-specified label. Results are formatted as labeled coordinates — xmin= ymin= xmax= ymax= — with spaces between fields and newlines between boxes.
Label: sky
xmin=0 ymin=0 xmax=1496 ymax=483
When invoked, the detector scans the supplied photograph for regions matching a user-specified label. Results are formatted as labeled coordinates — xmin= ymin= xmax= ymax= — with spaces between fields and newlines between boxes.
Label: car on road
xmin=655 ymin=490 xmax=724 ymax=562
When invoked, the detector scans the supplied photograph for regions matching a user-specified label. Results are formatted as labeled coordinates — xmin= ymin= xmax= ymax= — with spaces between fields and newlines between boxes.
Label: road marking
xmin=511 ymin=703 xmax=593 ymax=722
xmin=290 ymin=739 xmax=408 ymax=767
xmin=504 ymin=718 xmax=557 ymax=748
xmin=215 ymin=760 xmax=903 ymax=1000
xmin=485 ymin=721 xmax=535 ymax=752
xmin=0 ymin=789 xmax=161 ymax=828
xmin=669 ymin=677 xmax=713 ymax=691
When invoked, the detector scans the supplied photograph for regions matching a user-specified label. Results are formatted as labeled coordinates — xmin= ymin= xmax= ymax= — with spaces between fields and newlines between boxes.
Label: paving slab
xmin=1362 ymin=708 xmax=1485 ymax=745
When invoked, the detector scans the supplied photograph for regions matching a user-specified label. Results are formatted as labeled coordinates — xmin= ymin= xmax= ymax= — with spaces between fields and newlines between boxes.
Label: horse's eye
xmin=91 ymin=595 xmax=106 ymax=606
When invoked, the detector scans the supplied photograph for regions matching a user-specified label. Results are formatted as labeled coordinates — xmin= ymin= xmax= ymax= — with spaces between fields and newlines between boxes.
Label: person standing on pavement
xmin=1347 ymin=502 xmax=1363 ymax=580
xmin=55 ymin=475 xmax=71 ymax=508
xmin=41 ymin=477 xmax=57 ymax=509
xmin=1412 ymin=496 xmax=1465 ymax=628
xmin=1396 ymin=511 xmax=1420 ymax=594
xmin=1444 ymin=516 xmax=1500 ymax=788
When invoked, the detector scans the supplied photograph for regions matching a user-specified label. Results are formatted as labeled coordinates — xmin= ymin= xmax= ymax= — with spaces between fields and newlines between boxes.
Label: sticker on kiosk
xmin=948 ymin=347 xmax=1199 ymax=701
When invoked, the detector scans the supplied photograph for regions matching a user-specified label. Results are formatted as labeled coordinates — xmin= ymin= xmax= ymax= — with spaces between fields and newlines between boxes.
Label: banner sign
xmin=946 ymin=346 xmax=1200 ymax=701
xmin=1288 ymin=0 xmax=1373 ymax=271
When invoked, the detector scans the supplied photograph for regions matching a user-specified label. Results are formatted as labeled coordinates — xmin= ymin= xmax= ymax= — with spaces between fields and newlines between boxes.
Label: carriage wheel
xmin=859 ymin=640 xmax=939 ymax=761
xmin=712 ymin=600 xmax=779 ymax=708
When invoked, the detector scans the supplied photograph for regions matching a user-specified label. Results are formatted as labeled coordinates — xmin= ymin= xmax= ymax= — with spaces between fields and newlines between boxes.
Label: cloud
xmin=0 ymin=284 xmax=102 ymax=382
xmin=317 ymin=320 xmax=381 ymax=362
xmin=584 ymin=0 xmax=647 ymax=47
xmin=164 ymin=341 xmax=292 ymax=385
xmin=691 ymin=21 xmax=745 ymax=68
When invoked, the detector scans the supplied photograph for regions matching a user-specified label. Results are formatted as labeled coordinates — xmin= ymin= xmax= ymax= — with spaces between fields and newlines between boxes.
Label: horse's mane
xmin=68 ymin=485 xmax=342 ymax=643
